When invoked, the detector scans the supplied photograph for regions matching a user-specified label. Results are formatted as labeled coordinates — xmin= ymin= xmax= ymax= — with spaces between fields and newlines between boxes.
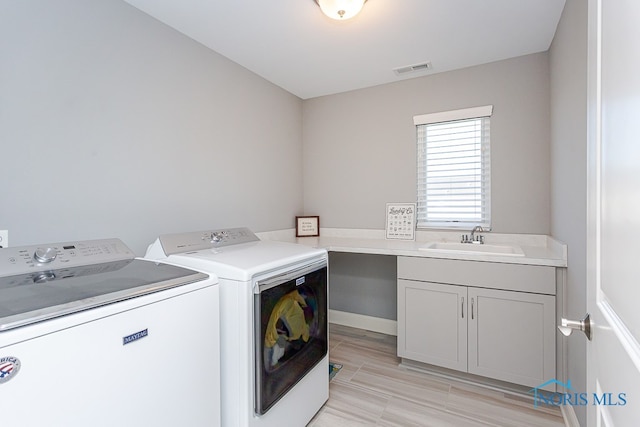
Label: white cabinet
xmin=397 ymin=256 xmax=556 ymax=389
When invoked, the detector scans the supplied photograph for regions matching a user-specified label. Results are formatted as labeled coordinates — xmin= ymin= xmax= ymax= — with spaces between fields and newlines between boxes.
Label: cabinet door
xmin=398 ymin=279 xmax=467 ymax=371
xmin=467 ymin=288 xmax=555 ymax=388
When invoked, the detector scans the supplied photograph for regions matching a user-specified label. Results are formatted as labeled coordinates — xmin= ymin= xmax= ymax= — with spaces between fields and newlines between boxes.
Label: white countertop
xmin=257 ymin=228 xmax=567 ymax=268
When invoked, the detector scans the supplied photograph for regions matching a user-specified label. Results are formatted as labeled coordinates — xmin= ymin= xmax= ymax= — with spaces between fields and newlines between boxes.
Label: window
xmin=414 ymin=105 xmax=492 ymax=229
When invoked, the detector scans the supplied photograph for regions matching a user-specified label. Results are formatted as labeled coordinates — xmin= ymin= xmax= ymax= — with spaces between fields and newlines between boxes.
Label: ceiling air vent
xmin=393 ymin=62 xmax=432 ymax=76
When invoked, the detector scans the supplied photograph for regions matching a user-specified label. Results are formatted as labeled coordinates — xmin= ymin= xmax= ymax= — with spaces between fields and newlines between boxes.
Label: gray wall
xmin=328 ymin=253 xmax=397 ymax=319
xmin=302 ymin=53 xmax=551 ymax=234
xmin=0 ymin=0 xmax=303 ymax=255
xmin=549 ymin=1 xmax=588 ymax=425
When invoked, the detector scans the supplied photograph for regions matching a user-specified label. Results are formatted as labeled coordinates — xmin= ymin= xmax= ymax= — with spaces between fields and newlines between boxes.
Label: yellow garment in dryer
xmin=265 ymin=290 xmax=309 ymax=348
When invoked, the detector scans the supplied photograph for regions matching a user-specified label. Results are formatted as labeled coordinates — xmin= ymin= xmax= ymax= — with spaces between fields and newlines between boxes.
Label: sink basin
xmin=419 ymin=242 xmax=525 ymax=256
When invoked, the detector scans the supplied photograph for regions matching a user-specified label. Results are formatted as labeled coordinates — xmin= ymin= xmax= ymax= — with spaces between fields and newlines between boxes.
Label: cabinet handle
xmin=471 ymin=297 xmax=475 ymax=320
xmin=461 ymin=297 xmax=464 ymax=319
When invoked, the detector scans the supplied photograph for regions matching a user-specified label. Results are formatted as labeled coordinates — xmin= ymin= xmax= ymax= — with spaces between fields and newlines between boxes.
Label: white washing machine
xmin=146 ymin=228 xmax=328 ymax=427
xmin=0 ymin=238 xmax=220 ymax=427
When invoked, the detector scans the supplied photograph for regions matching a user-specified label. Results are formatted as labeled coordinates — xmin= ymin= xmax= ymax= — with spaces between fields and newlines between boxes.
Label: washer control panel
xmin=153 ymin=227 xmax=260 ymax=256
xmin=0 ymin=238 xmax=134 ymax=277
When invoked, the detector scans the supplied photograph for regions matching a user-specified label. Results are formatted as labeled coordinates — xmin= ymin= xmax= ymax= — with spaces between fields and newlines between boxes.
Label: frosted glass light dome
xmin=316 ymin=0 xmax=366 ymax=20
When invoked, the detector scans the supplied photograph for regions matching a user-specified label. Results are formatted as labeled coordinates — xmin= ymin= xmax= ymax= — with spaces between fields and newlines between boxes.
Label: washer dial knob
xmin=34 ymin=247 xmax=58 ymax=263
xmin=209 ymin=231 xmax=228 ymax=243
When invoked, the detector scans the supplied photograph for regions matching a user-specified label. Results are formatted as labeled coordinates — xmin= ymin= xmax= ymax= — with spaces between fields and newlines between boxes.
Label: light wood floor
xmin=308 ymin=324 xmax=565 ymax=426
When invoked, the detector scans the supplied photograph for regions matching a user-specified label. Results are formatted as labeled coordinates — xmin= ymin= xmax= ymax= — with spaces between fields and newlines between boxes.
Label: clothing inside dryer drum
xmin=264 ymin=288 xmax=317 ymax=369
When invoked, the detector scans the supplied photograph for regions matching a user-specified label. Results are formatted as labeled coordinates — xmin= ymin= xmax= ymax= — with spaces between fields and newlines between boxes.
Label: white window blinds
xmin=414 ymin=105 xmax=492 ymax=229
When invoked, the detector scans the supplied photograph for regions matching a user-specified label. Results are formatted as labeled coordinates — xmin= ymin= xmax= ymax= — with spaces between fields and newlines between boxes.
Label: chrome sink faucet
xmin=471 ymin=225 xmax=484 ymax=241
xmin=461 ymin=226 xmax=485 ymax=244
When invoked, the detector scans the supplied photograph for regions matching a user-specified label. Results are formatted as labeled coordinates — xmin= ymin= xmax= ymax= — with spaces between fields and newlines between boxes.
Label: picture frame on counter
xmin=296 ymin=216 xmax=320 ymax=237
xmin=385 ymin=203 xmax=416 ymax=240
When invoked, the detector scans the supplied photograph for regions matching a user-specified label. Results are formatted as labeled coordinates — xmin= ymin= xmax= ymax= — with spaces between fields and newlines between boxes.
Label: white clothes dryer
xmin=145 ymin=228 xmax=328 ymax=427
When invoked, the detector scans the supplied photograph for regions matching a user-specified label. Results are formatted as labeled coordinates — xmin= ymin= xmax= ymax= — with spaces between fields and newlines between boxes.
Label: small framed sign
xmin=296 ymin=216 xmax=320 ymax=237
xmin=385 ymin=203 xmax=416 ymax=240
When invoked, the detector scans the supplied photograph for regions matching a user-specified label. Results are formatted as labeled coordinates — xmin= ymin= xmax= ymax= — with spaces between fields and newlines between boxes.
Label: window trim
xmin=413 ymin=105 xmax=493 ymax=126
xmin=414 ymin=105 xmax=493 ymax=230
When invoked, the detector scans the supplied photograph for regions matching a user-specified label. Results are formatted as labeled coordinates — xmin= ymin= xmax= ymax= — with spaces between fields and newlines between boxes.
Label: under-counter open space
xmin=328 ymin=252 xmax=398 ymax=326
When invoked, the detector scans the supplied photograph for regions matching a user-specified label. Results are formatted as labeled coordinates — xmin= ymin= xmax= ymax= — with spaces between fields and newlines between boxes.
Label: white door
xmin=586 ymin=0 xmax=640 ymax=425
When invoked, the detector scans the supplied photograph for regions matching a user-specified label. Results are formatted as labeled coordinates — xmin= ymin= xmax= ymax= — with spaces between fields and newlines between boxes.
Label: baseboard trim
xmin=328 ymin=309 xmax=397 ymax=336
xmin=560 ymin=405 xmax=579 ymax=427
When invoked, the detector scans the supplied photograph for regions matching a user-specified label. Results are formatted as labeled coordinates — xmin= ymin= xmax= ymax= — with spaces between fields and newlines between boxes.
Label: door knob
xmin=558 ymin=313 xmax=592 ymax=340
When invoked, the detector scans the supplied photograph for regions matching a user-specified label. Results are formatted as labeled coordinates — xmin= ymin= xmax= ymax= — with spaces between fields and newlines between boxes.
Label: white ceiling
xmin=122 ymin=0 xmax=566 ymax=100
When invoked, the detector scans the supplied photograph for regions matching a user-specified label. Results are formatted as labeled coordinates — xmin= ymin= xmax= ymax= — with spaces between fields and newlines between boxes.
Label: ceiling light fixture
xmin=314 ymin=0 xmax=367 ymax=20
